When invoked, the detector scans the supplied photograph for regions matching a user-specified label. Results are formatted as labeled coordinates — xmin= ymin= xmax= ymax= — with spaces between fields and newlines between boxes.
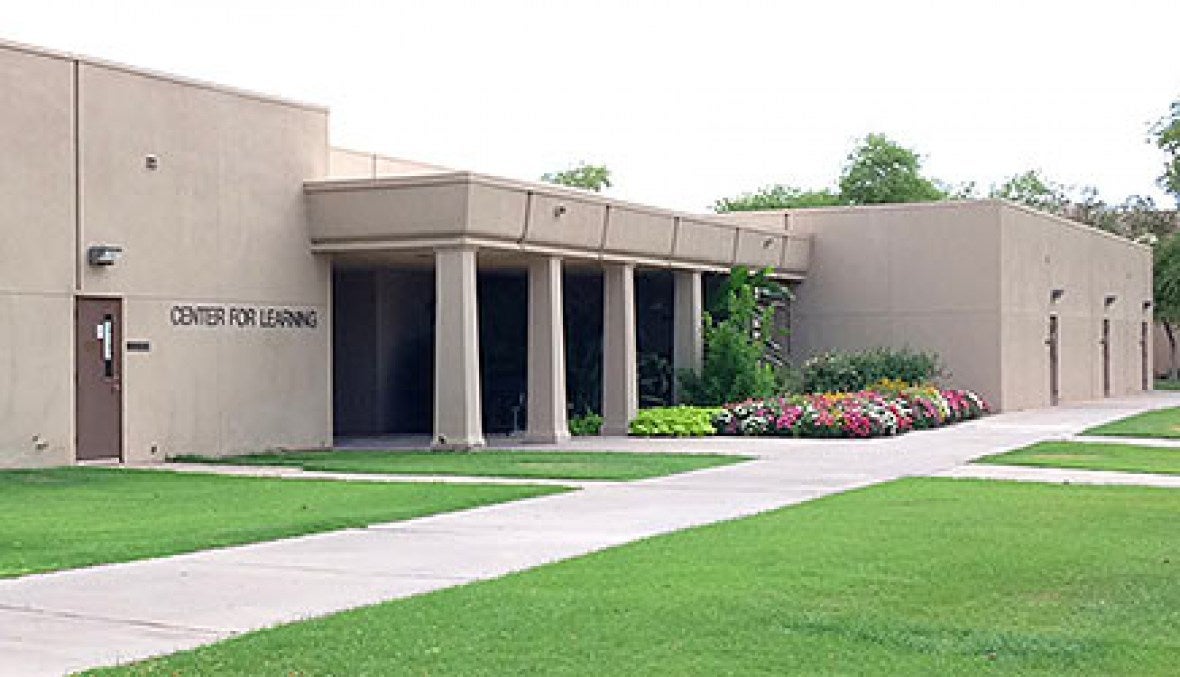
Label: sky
xmin=4 ymin=0 xmax=1178 ymax=212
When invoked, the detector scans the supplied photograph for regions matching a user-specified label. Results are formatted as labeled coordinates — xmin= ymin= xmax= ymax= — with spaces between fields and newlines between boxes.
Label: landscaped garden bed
xmin=715 ymin=385 xmax=989 ymax=438
xmin=629 ymin=385 xmax=989 ymax=439
xmin=619 ymin=267 xmax=992 ymax=440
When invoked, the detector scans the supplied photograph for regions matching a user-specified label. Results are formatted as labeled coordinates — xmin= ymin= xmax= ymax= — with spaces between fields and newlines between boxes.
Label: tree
xmin=540 ymin=163 xmax=612 ymax=192
xmin=678 ymin=267 xmax=789 ymax=405
xmin=1154 ymin=234 xmax=1180 ymax=380
xmin=1110 ymin=194 xmax=1178 ymax=240
xmin=1151 ymin=98 xmax=1180 ymax=207
xmin=837 ymin=134 xmax=946 ymax=205
xmin=713 ymin=185 xmax=845 ymax=213
xmin=989 ymin=170 xmax=1071 ymax=214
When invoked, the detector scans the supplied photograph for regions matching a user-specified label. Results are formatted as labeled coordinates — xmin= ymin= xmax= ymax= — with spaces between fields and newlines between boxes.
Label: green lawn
xmin=977 ymin=440 xmax=1180 ymax=475
xmin=94 ymin=479 xmax=1180 ymax=676
xmin=173 ymin=449 xmax=749 ymax=481
xmin=1085 ymin=406 xmax=1180 ymax=438
xmin=1153 ymin=378 xmax=1180 ymax=391
xmin=0 ymin=468 xmax=562 ymax=578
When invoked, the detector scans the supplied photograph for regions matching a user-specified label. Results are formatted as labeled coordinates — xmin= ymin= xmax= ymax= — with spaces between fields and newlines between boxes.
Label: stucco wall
xmin=75 ymin=63 xmax=333 ymax=461
xmin=788 ymin=201 xmax=1005 ymax=407
xmin=1 ymin=41 xmax=334 ymax=467
xmin=0 ymin=46 xmax=76 ymax=468
xmin=998 ymin=204 xmax=1152 ymax=410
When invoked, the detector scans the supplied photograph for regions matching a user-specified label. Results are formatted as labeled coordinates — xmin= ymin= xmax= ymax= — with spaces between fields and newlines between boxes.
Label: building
xmin=0 ymin=39 xmax=1153 ymax=469
xmin=725 ymin=202 xmax=1153 ymax=411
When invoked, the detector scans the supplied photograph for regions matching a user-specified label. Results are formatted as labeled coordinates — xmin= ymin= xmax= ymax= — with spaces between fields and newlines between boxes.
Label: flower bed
xmin=714 ymin=386 xmax=989 ymax=439
xmin=628 ymin=406 xmax=722 ymax=437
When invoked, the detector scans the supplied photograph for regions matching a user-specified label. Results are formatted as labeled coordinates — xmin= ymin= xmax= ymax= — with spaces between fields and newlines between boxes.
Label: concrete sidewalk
xmin=936 ymin=463 xmax=1180 ymax=487
xmin=3 ymin=393 xmax=1179 ymax=676
xmin=1070 ymin=434 xmax=1180 ymax=448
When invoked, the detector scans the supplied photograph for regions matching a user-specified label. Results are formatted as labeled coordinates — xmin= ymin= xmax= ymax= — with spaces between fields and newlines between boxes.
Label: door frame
xmin=75 ymin=295 xmax=125 ymax=463
xmin=1101 ymin=318 xmax=1111 ymax=398
xmin=1047 ymin=314 xmax=1060 ymax=406
xmin=1141 ymin=321 xmax=1150 ymax=390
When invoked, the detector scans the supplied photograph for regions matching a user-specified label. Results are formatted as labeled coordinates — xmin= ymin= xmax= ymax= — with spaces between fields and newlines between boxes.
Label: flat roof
xmin=739 ymin=198 xmax=1152 ymax=252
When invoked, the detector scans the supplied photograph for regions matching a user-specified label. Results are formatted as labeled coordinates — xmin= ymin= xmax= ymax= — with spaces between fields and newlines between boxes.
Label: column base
xmin=430 ymin=435 xmax=487 ymax=451
xmin=524 ymin=430 xmax=572 ymax=445
xmin=600 ymin=424 xmax=630 ymax=437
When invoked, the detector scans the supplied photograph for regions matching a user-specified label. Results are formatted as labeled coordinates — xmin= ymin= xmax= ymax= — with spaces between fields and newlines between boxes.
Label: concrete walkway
xmin=1070 ymin=434 xmax=1180 ymax=448
xmin=151 ymin=461 xmax=595 ymax=488
xmin=3 ymin=393 xmax=1180 ymax=676
xmin=935 ymin=463 xmax=1180 ymax=487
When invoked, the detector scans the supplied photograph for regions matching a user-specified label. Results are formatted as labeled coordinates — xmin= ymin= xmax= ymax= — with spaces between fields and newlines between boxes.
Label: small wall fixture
xmin=553 ymin=204 xmax=567 ymax=218
xmin=1050 ymin=288 xmax=1065 ymax=303
xmin=87 ymin=245 xmax=123 ymax=267
xmin=1144 ymin=300 xmax=1154 ymax=311
xmin=1104 ymin=294 xmax=1118 ymax=308
xmin=145 ymin=154 xmax=159 ymax=170
xmin=762 ymin=237 xmax=775 ymax=249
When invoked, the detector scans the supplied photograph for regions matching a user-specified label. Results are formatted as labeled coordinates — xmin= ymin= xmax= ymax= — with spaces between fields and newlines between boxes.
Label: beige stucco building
xmin=727 ymin=202 xmax=1153 ymax=411
xmin=0 ymin=40 xmax=1153 ymax=468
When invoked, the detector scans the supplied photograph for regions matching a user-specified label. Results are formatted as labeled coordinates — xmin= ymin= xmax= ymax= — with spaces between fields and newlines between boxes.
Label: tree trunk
xmin=1166 ymin=322 xmax=1178 ymax=381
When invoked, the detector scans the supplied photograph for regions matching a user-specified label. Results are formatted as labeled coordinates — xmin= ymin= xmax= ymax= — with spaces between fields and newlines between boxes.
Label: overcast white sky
xmin=5 ymin=1 xmax=1178 ymax=211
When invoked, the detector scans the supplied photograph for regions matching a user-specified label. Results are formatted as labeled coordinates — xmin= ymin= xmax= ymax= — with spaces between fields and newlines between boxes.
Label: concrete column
xmin=673 ymin=269 xmax=704 ymax=403
xmin=602 ymin=263 xmax=637 ymax=436
xmin=526 ymin=256 xmax=570 ymax=443
xmin=432 ymin=247 xmax=485 ymax=449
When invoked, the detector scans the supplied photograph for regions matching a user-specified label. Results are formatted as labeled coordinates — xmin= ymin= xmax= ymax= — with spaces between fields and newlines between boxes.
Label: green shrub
xmin=801 ymin=348 xmax=943 ymax=394
xmin=569 ymin=412 xmax=603 ymax=436
xmin=628 ymin=406 xmax=720 ymax=437
xmin=678 ymin=267 xmax=788 ymax=405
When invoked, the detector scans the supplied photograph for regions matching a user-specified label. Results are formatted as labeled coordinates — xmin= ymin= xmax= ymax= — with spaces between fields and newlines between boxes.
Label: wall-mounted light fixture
xmin=762 ymin=237 xmax=775 ymax=249
xmin=1144 ymin=300 xmax=1154 ymax=311
xmin=1104 ymin=294 xmax=1118 ymax=308
xmin=553 ymin=204 xmax=567 ymax=218
xmin=87 ymin=245 xmax=123 ymax=267
xmin=145 ymin=154 xmax=159 ymax=170
xmin=1050 ymin=288 xmax=1065 ymax=303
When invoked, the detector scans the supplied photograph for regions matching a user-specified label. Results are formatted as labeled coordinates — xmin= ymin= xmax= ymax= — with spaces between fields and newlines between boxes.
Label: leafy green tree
xmin=989 ymin=170 xmax=1071 ymax=214
xmin=838 ymin=134 xmax=946 ymax=205
xmin=678 ymin=267 xmax=788 ymax=405
xmin=713 ymin=185 xmax=845 ymax=213
xmin=541 ymin=163 xmax=612 ymax=192
xmin=1155 ymin=234 xmax=1180 ymax=380
xmin=1151 ymin=99 xmax=1180 ymax=206
xmin=1111 ymin=195 xmax=1178 ymax=240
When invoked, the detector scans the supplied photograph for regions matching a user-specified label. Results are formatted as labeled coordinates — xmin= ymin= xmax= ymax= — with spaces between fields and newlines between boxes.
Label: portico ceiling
xmin=304 ymin=172 xmax=810 ymax=279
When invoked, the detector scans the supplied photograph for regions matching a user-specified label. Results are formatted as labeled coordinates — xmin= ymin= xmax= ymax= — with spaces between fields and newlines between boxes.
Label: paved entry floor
xmin=3 ymin=393 xmax=1179 ymax=676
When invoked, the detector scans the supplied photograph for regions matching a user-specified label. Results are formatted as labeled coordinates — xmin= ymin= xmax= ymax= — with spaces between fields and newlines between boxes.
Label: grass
xmin=1153 ymin=378 xmax=1180 ymax=391
xmin=94 ymin=479 xmax=1180 ymax=676
xmin=172 ymin=449 xmax=749 ymax=481
xmin=0 ymin=468 xmax=562 ymax=578
xmin=977 ymin=440 xmax=1180 ymax=475
xmin=1084 ymin=406 xmax=1180 ymax=439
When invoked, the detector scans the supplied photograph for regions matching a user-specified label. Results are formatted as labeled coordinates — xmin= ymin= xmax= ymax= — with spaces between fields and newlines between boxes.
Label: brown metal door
xmin=1141 ymin=321 xmax=1150 ymax=390
xmin=1047 ymin=315 xmax=1060 ymax=406
xmin=1101 ymin=319 xmax=1111 ymax=397
xmin=76 ymin=298 xmax=122 ymax=461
